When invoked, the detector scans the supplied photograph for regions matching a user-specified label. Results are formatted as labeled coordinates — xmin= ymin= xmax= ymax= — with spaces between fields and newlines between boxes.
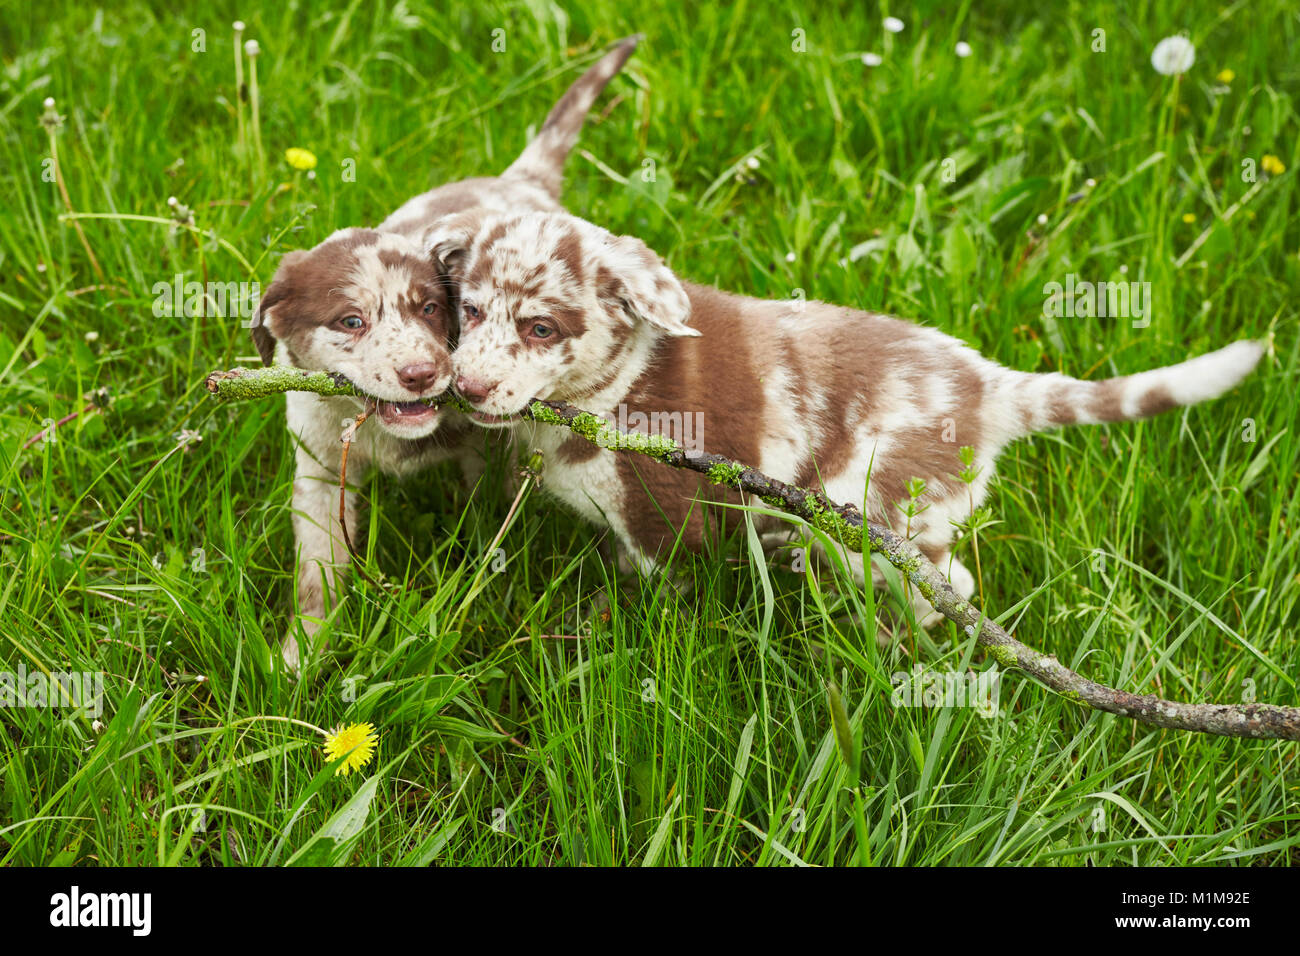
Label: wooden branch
xmin=204 ymin=366 xmax=1300 ymax=742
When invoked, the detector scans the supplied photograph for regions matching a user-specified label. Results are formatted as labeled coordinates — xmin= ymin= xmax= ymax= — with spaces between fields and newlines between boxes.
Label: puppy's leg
xmin=453 ymin=428 xmax=491 ymax=491
xmin=286 ymin=446 xmax=362 ymax=670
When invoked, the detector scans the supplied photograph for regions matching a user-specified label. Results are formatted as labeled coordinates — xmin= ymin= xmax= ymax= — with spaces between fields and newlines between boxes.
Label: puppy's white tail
xmin=502 ymin=34 xmax=641 ymax=197
xmin=1004 ymin=339 xmax=1264 ymax=437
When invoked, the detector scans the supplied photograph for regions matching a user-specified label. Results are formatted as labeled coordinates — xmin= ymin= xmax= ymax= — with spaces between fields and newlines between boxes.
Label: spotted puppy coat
xmin=429 ymin=209 xmax=1264 ymax=621
xmin=251 ymin=37 xmax=640 ymax=668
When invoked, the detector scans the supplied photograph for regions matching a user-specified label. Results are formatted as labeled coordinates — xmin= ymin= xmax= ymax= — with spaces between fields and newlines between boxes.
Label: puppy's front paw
xmin=280 ymin=632 xmax=302 ymax=674
xmin=281 ymin=616 xmax=325 ymax=674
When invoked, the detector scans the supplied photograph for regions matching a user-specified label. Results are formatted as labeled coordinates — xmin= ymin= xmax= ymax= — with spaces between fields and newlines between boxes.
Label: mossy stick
xmin=204 ymin=365 xmax=1300 ymax=742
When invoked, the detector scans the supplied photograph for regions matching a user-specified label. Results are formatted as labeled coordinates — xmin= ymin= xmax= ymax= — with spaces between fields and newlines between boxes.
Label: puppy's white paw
xmin=280 ymin=633 xmax=302 ymax=674
xmin=281 ymin=617 xmax=322 ymax=675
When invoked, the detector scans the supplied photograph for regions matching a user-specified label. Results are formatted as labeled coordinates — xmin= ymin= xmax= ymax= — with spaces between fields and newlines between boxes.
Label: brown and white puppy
xmin=252 ymin=36 xmax=640 ymax=669
xmin=429 ymin=209 xmax=1265 ymax=621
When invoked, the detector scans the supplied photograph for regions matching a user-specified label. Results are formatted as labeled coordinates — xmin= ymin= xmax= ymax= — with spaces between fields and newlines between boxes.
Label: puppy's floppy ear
xmin=423 ymin=211 xmax=483 ymax=278
xmin=251 ymin=249 xmax=309 ymax=366
xmin=597 ymin=233 xmax=697 ymax=337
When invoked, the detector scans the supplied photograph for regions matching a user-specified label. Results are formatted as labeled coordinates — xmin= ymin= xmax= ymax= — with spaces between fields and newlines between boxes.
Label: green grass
xmin=1 ymin=0 xmax=1298 ymax=866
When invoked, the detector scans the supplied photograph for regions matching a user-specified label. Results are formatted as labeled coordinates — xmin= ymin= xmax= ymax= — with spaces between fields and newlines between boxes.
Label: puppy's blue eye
xmin=423 ymin=302 xmax=437 ymax=315
xmin=463 ymin=303 xmax=479 ymax=319
xmin=340 ymin=316 xmax=364 ymax=330
xmin=531 ymin=324 xmax=553 ymax=339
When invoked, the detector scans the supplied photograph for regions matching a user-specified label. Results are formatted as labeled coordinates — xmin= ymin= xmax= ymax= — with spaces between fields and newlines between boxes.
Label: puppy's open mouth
xmin=376 ymin=400 xmax=439 ymax=427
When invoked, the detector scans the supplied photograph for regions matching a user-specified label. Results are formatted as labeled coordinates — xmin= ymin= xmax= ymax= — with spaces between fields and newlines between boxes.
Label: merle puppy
xmin=427 ymin=208 xmax=1264 ymax=624
xmin=250 ymin=36 xmax=640 ymax=668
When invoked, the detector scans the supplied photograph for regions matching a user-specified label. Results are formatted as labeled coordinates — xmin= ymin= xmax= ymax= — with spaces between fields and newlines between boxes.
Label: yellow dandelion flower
xmin=1181 ymin=213 xmax=1196 ymax=224
xmin=323 ymin=722 xmax=378 ymax=776
xmin=285 ymin=147 xmax=318 ymax=171
xmin=1261 ymin=154 xmax=1286 ymax=176
xmin=1216 ymin=69 xmax=1235 ymax=84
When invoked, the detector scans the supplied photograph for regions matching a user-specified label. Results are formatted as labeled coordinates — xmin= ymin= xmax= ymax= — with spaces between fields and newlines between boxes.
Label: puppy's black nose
xmin=456 ymin=376 xmax=493 ymax=403
xmin=397 ymin=363 xmax=439 ymax=393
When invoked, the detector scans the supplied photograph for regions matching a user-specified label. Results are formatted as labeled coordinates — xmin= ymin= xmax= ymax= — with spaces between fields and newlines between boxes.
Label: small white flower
xmin=861 ymin=52 xmax=883 ymax=67
xmin=1036 ymin=213 xmax=1048 ymax=225
xmin=884 ymin=16 xmax=905 ymax=33
xmin=1150 ymin=35 xmax=1195 ymax=76
xmin=84 ymin=330 xmax=99 ymax=343
xmin=244 ymin=39 xmax=261 ymax=57
xmin=1085 ymin=177 xmax=1097 ymax=188
xmin=233 ymin=20 xmax=245 ymax=32
xmin=1119 ymin=264 xmax=1128 ymax=274
xmin=746 ymin=156 xmax=760 ymax=170
xmin=785 ymin=251 xmax=796 ymax=263
xmin=955 ymin=41 xmax=972 ymax=58
xmin=43 ymin=96 xmax=55 ymax=108
xmin=92 ymin=720 xmax=105 ymax=733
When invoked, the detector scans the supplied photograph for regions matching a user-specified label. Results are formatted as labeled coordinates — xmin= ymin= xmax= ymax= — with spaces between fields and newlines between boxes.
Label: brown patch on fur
xmin=1087 ymin=380 xmax=1123 ymax=423
xmin=612 ymin=283 xmax=766 ymax=556
xmin=551 ymin=229 xmax=586 ymax=286
xmin=950 ymin=361 xmax=986 ymax=449
xmin=1135 ymin=384 xmax=1176 ymax=418
xmin=1050 ymin=386 xmax=1080 ymax=427
xmin=387 ymin=180 xmax=504 ymax=239
xmin=792 ymin=310 xmax=907 ymax=489
xmin=865 ymin=426 xmax=966 ymax=529
xmin=538 ymin=300 xmax=587 ymax=338
xmin=555 ymin=434 xmax=602 ymax=464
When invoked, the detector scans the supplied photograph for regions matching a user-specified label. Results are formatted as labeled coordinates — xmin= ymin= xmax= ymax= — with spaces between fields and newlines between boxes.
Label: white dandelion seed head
xmin=746 ymin=156 xmax=760 ymax=169
xmin=244 ymin=39 xmax=261 ymax=57
xmin=167 ymin=196 xmax=179 ymax=207
xmin=785 ymin=251 xmax=796 ymax=263
xmin=955 ymin=41 xmax=972 ymax=58
xmin=861 ymin=52 xmax=883 ymax=67
xmin=43 ymin=96 xmax=55 ymax=108
xmin=1151 ymin=35 xmax=1195 ymax=76
xmin=1036 ymin=213 xmax=1048 ymax=225
xmin=233 ymin=20 xmax=245 ymax=32
xmin=884 ymin=16 xmax=904 ymax=33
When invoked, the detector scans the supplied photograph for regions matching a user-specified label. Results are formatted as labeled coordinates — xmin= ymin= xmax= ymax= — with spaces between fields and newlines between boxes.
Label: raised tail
xmin=502 ymin=33 xmax=641 ymax=197
xmin=1003 ymin=339 xmax=1264 ymax=437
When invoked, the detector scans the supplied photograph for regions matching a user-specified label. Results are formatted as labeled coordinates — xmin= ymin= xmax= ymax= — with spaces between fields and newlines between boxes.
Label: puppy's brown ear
xmin=598 ymin=234 xmax=697 ymax=337
xmin=423 ymin=211 xmax=483 ymax=278
xmin=251 ymin=250 xmax=309 ymax=366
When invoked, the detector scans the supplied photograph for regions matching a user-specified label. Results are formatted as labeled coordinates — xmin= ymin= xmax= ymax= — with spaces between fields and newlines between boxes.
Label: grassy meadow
xmin=0 ymin=0 xmax=1298 ymax=865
